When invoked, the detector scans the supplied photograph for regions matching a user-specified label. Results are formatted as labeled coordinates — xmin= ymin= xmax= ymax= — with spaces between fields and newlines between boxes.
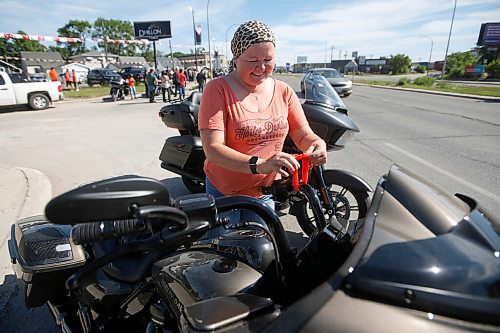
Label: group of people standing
xmin=48 ymin=67 xmax=79 ymax=91
xmin=64 ymin=69 xmax=79 ymax=91
xmin=143 ymin=67 xmax=197 ymax=103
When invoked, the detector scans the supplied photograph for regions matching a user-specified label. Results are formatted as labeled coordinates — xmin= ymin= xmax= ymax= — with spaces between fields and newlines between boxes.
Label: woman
xmin=161 ymin=70 xmax=171 ymax=103
xmin=198 ymin=20 xmax=327 ymax=210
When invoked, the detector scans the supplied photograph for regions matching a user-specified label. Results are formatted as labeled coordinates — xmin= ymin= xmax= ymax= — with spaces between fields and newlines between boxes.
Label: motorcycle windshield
xmin=303 ymin=74 xmax=346 ymax=110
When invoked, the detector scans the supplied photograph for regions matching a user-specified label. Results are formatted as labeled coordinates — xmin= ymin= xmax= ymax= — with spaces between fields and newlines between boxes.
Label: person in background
xmin=71 ymin=69 xmax=79 ymax=91
xmin=198 ymin=20 xmax=327 ymax=214
xmin=196 ymin=70 xmax=206 ymax=92
xmin=161 ymin=70 xmax=171 ymax=103
xmin=177 ymin=68 xmax=187 ymax=100
xmin=146 ymin=69 xmax=158 ymax=103
xmin=48 ymin=67 xmax=59 ymax=82
xmin=171 ymin=67 xmax=180 ymax=98
xmin=127 ymin=74 xmax=136 ymax=100
xmin=64 ymin=69 xmax=73 ymax=89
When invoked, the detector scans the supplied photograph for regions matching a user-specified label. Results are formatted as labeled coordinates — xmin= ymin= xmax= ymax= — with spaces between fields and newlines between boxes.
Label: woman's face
xmin=235 ymin=42 xmax=275 ymax=87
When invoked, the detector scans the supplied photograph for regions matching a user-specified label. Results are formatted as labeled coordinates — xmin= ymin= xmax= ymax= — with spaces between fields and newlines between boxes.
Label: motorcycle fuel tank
xmin=151 ymin=251 xmax=262 ymax=320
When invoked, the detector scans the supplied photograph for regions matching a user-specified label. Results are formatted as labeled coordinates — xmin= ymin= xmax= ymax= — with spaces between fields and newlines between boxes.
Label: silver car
xmin=301 ymin=68 xmax=352 ymax=97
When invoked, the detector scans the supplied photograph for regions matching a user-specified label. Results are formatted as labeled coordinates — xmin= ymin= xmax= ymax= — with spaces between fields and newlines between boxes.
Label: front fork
xmin=311 ymin=165 xmax=336 ymax=217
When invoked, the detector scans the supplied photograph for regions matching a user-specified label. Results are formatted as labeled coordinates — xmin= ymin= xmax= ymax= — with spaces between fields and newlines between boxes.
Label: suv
xmin=119 ymin=66 xmax=146 ymax=83
xmin=87 ymin=69 xmax=122 ymax=86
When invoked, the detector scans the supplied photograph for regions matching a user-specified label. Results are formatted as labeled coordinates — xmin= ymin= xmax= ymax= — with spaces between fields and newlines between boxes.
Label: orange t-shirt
xmin=49 ymin=69 xmax=58 ymax=81
xmin=128 ymin=77 xmax=136 ymax=87
xmin=198 ymin=77 xmax=309 ymax=197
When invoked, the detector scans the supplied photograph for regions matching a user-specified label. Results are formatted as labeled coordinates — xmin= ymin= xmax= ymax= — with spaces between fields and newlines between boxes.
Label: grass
xmin=354 ymin=80 xmax=500 ymax=98
xmin=63 ymin=84 xmax=146 ymax=99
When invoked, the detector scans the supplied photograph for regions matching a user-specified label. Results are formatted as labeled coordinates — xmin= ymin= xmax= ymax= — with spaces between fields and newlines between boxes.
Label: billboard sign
xmin=297 ymin=56 xmax=307 ymax=64
xmin=477 ymin=22 xmax=500 ymax=46
xmin=134 ymin=21 xmax=171 ymax=41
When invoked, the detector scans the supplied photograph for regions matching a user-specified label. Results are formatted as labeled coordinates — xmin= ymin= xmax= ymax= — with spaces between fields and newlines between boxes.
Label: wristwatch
xmin=248 ymin=156 xmax=259 ymax=174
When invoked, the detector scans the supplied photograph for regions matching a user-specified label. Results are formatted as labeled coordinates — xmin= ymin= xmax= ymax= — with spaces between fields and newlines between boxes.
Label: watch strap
xmin=249 ymin=156 xmax=259 ymax=174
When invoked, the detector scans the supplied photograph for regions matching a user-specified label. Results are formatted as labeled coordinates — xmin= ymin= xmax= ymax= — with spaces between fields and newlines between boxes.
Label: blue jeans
xmin=204 ymin=177 xmax=274 ymax=239
xmin=129 ymin=86 xmax=136 ymax=99
xmin=178 ymin=86 xmax=185 ymax=99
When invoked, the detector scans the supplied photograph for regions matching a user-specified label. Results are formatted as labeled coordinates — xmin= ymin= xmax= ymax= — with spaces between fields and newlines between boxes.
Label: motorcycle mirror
xmin=45 ymin=175 xmax=171 ymax=224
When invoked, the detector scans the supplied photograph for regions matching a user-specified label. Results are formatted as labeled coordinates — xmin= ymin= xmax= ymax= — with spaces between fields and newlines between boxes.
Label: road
xmin=1 ymin=80 xmax=499 ymax=331
xmin=280 ymin=75 xmax=500 ymax=217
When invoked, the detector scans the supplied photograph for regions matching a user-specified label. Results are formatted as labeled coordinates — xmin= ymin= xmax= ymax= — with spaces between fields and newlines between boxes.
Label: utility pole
xmin=206 ymin=0 xmax=212 ymax=73
xmin=101 ymin=21 xmax=109 ymax=68
xmin=441 ymin=0 xmax=457 ymax=79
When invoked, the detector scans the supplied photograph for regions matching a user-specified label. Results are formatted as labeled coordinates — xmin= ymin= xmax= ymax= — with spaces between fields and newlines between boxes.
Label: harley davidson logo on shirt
xmin=234 ymin=116 xmax=288 ymax=146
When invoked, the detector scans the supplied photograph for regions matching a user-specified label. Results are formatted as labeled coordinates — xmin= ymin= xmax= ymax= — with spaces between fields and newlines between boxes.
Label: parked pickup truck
xmin=0 ymin=71 xmax=64 ymax=110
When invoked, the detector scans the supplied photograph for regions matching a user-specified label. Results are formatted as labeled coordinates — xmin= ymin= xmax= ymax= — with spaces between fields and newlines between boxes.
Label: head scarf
xmin=229 ymin=20 xmax=275 ymax=72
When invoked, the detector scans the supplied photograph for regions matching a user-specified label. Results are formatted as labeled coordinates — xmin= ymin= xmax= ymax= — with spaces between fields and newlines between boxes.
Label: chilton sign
xmin=133 ymin=21 xmax=171 ymax=41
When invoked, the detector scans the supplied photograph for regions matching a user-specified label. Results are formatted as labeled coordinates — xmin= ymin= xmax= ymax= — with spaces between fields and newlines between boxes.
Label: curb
xmin=1 ymin=167 xmax=52 ymax=279
xmin=353 ymin=82 xmax=500 ymax=101
xmin=15 ymin=167 xmax=53 ymax=219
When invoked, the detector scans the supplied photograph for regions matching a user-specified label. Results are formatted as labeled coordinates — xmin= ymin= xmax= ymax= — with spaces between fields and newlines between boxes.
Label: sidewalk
xmin=0 ymin=166 xmax=52 ymax=288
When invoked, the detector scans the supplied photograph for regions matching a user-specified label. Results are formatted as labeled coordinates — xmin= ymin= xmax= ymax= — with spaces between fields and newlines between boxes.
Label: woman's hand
xmin=304 ymin=142 xmax=328 ymax=166
xmin=257 ymin=152 xmax=301 ymax=177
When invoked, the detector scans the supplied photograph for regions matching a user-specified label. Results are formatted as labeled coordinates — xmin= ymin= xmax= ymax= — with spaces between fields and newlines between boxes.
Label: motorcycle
xmin=158 ymin=75 xmax=372 ymax=235
xmin=110 ymin=78 xmax=129 ymax=102
xmin=7 ymin=165 xmax=500 ymax=332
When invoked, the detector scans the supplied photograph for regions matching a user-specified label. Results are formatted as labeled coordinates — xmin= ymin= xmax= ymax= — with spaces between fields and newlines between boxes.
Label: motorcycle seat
xmin=183 ymin=92 xmax=202 ymax=124
xmin=187 ymin=91 xmax=202 ymax=106
xmin=93 ymin=239 xmax=164 ymax=284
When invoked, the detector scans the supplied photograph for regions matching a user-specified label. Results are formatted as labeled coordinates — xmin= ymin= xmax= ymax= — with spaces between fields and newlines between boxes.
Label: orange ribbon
xmin=292 ymin=154 xmax=310 ymax=190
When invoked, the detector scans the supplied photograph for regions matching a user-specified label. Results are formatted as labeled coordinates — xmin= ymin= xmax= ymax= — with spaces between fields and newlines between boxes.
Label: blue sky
xmin=1 ymin=0 xmax=499 ymax=66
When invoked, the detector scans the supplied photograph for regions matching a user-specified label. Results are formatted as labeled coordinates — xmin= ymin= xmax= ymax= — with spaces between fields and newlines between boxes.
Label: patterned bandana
xmin=229 ymin=20 xmax=276 ymax=72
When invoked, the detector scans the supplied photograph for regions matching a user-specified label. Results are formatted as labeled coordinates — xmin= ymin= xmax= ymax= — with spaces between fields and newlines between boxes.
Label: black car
xmin=119 ymin=66 xmax=146 ymax=83
xmin=87 ymin=69 xmax=122 ymax=86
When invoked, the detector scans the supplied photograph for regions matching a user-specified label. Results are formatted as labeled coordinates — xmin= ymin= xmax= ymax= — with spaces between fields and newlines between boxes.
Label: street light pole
xmin=225 ymin=23 xmax=239 ymax=67
xmin=441 ymin=0 xmax=457 ymax=79
xmin=206 ymin=0 xmax=212 ymax=74
xmin=188 ymin=6 xmax=198 ymax=71
xmin=426 ymin=36 xmax=433 ymax=75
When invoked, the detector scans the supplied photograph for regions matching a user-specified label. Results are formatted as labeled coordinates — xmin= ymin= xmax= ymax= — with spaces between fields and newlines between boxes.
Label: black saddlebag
xmin=159 ymin=135 xmax=205 ymax=169
xmin=8 ymin=216 xmax=86 ymax=307
xmin=159 ymin=103 xmax=197 ymax=132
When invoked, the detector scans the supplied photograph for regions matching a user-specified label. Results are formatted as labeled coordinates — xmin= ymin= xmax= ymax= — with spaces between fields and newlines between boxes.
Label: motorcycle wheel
xmin=295 ymin=176 xmax=369 ymax=236
xmin=111 ymin=90 xmax=118 ymax=102
xmin=182 ymin=176 xmax=206 ymax=193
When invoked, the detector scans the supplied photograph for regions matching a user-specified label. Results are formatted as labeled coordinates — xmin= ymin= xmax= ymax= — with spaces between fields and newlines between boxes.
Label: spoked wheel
xmin=182 ymin=176 xmax=206 ymax=193
xmin=295 ymin=174 xmax=369 ymax=236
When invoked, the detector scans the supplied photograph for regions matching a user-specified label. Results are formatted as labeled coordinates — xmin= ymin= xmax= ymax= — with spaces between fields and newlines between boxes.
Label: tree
xmin=92 ymin=18 xmax=137 ymax=56
xmin=9 ymin=30 xmax=47 ymax=54
xmin=474 ymin=46 xmax=499 ymax=66
xmin=388 ymin=54 xmax=411 ymax=74
xmin=1 ymin=30 xmax=47 ymax=68
xmin=444 ymin=51 xmax=478 ymax=78
xmin=415 ymin=64 xmax=427 ymax=73
xmin=56 ymin=20 xmax=92 ymax=58
xmin=486 ymin=58 xmax=500 ymax=78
